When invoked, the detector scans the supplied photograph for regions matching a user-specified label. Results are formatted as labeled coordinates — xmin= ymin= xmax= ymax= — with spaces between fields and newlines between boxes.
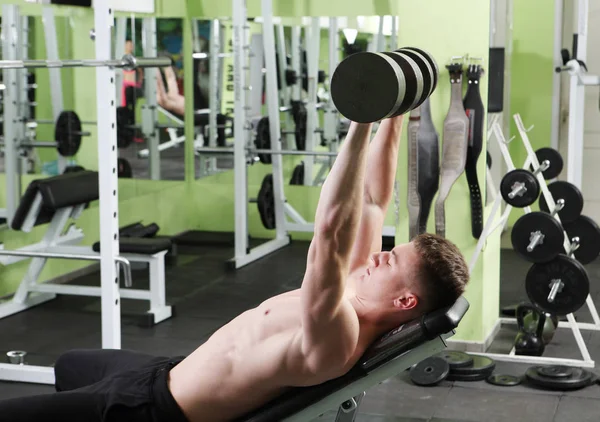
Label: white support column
xmin=41 ymin=6 xmax=66 ymax=173
xmin=262 ymin=0 xmax=287 ymax=237
xmin=209 ymin=19 xmax=221 ymax=147
xmin=276 ymin=24 xmax=292 ymax=149
xmin=94 ymin=0 xmax=122 ymax=350
xmin=142 ymin=17 xmax=160 ymax=180
xmin=567 ymin=0 xmax=588 ymax=189
xmin=232 ymin=0 xmax=250 ymax=263
xmin=551 ymin=0 xmax=563 ymax=150
xmin=390 ymin=16 xmax=398 ymax=50
xmin=290 ymin=27 xmax=302 ymax=102
xmin=303 ymin=18 xmax=320 ymax=185
xmin=376 ymin=16 xmax=385 ymax=52
xmin=2 ymin=4 xmax=21 ymax=225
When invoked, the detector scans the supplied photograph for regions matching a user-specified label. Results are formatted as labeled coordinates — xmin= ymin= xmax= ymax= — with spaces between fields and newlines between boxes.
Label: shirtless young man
xmin=0 ymin=117 xmax=469 ymax=422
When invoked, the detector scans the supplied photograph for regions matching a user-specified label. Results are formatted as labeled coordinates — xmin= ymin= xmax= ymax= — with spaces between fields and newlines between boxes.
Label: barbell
xmin=0 ymin=54 xmax=171 ymax=70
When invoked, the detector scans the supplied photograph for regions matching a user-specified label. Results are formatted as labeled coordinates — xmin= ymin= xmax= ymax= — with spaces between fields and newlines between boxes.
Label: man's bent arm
xmin=349 ymin=116 xmax=404 ymax=270
xmin=300 ymin=122 xmax=372 ymax=364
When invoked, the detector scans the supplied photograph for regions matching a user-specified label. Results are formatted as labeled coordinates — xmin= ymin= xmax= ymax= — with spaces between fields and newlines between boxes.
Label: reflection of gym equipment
xmin=470 ymin=116 xmax=600 ymax=369
xmin=0 ymin=2 xmax=173 ymax=385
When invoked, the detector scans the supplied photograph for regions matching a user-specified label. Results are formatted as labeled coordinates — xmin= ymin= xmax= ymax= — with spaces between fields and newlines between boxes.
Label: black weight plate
xmin=55 ymin=111 xmax=82 ymax=157
xmin=563 ymin=215 xmax=600 ymax=265
xmin=511 ymin=212 xmax=563 ymax=263
xmin=535 ymin=147 xmax=564 ymax=180
xmin=538 ymin=365 xmax=574 ymax=379
xmin=437 ymin=351 xmax=474 ymax=369
xmin=331 ymin=52 xmax=404 ymax=123
xmin=450 ymin=355 xmax=496 ymax=376
xmin=116 ymin=106 xmax=135 ymax=149
xmin=394 ymin=48 xmax=432 ymax=108
xmin=380 ymin=52 xmax=419 ymax=117
xmin=526 ymin=366 xmax=592 ymax=390
xmin=539 ymin=181 xmax=584 ymax=224
xmin=255 ymin=117 xmax=272 ymax=164
xmin=486 ymin=374 xmax=522 ymax=387
xmin=447 ymin=371 xmax=493 ymax=382
xmin=526 ymin=254 xmax=590 ymax=315
xmin=410 ymin=357 xmax=449 ymax=386
xmin=117 ymin=158 xmax=132 ymax=178
xmin=290 ymin=162 xmax=305 ymax=185
xmin=500 ymin=169 xmax=540 ymax=208
xmin=402 ymin=47 xmax=439 ymax=95
xmin=257 ymin=174 xmax=276 ymax=230
xmin=291 ymin=101 xmax=307 ymax=151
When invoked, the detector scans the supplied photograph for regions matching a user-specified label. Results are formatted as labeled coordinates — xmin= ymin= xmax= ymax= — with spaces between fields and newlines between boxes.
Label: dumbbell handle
xmin=527 ymin=231 xmax=544 ymax=252
xmin=547 ymin=279 xmax=564 ymax=304
xmin=508 ymin=183 xmax=526 ymax=199
xmin=532 ymin=160 xmax=550 ymax=176
xmin=550 ymin=198 xmax=565 ymax=217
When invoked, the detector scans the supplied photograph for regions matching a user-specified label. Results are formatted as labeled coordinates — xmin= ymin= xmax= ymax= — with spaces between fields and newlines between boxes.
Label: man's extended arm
xmin=349 ymin=116 xmax=404 ymax=271
xmin=300 ymin=122 xmax=373 ymax=368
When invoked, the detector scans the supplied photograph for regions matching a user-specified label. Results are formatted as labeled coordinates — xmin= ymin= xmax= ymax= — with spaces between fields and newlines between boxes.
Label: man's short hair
xmin=413 ymin=233 xmax=469 ymax=312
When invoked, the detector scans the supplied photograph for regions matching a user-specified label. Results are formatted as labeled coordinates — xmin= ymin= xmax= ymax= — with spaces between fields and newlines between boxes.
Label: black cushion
xmin=11 ymin=171 xmax=99 ymax=231
xmin=37 ymin=170 xmax=99 ymax=209
xmin=92 ymin=237 xmax=172 ymax=255
xmin=238 ymin=296 xmax=469 ymax=422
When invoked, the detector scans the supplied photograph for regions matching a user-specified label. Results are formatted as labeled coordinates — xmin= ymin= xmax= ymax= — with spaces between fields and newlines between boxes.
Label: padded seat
xmin=238 ymin=296 xmax=470 ymax=422
xmin=92 ymin=237 xmax=172 ymax=255
xmin=12 ymin=171 xmax=99 ymax=231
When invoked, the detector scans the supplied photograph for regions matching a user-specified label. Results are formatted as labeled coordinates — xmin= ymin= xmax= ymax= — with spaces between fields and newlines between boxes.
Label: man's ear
xmin=393 ymin=293 xmax=418 ymax=310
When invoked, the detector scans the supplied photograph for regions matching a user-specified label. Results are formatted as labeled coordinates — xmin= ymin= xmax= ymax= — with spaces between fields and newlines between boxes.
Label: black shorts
xmin=0 ymin=349 xmax=189 ymax=422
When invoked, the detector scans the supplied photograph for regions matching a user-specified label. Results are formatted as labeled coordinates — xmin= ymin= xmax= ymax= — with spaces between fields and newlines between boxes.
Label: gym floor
xmin=1 ymin=237 xmax=599 ymax=422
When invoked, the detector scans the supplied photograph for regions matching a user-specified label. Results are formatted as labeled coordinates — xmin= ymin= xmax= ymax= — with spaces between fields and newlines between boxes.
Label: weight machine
xmin=0 ymin=2 xmax=171 ymax=384
xmin=468 ymin=114 xmax=599 ymax=368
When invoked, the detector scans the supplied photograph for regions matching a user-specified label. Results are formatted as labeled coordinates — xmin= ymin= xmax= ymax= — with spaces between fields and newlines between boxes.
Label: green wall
xmin=394 ymin=0 xmax=495 ymax=342
xmin=506 ymin=0 xmax=556 ymax=226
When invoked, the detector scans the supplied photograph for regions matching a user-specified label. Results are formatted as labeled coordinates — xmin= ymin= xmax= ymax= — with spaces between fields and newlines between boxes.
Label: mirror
xmin=115 ymin=17 xmax=187 ymax=181
xmin=191 ymin=16 xmax=399 ymax=183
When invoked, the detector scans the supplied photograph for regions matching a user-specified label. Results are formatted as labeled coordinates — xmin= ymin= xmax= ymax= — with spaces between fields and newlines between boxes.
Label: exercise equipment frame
xmin=469 ymin=114 xmax=600 ymax=369
xmin=0 ymin=1 xmax=168 ymax=384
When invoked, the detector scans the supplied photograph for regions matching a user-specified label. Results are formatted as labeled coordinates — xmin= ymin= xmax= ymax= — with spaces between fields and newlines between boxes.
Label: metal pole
xmin=262 ymin=0 xmax=288 ymax=238
xmin=142 ymin=17 xmax=160 ymax=180
xmin=195 ymin=146 xmax=339 ymax=157
xmin=304 ymin=18 xmax=321 ymax=185
xmin=0 ymin=55 xmax=171 ymax=70
xmin=2 ymin=4 xmax=21 ymax=226
xmin=232 ymin=0 xmax=250 ymax=263
xmin=94 ymin=0 xmax=121 ymax=351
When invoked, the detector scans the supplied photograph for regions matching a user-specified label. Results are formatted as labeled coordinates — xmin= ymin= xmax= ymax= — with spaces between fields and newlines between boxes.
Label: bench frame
xmin=0 ymin=193 xmax=172 ymax=384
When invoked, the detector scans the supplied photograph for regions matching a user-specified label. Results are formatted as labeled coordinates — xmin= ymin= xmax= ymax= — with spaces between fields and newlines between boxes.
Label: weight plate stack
xmin=446 ymin=355 xmax=496 ymax=382
xmin=526 ymin=365 xmax=594 ymax=390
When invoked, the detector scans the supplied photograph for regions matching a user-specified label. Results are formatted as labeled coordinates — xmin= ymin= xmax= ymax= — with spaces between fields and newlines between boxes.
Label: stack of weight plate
xmin=409 ymin=351 xmax=500 ymax=386
xmin=525 ymin=365 xmax=597 ymax=390
xmin=439 ymin=351 xmax=496 ymax=382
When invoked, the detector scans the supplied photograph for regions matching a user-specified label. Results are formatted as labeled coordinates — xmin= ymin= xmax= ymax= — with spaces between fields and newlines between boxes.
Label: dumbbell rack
xmin=468 ymin=114 xmax=600 ymax=368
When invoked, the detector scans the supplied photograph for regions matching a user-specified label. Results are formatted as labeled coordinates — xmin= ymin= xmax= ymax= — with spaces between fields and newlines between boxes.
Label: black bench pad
xmin=238 ymin=296 xmax=469 ymax=422
xmin=92 ymin=237 xmax=172 ymax=255
xmin=12 ymin=171 xmax=99 ymax=231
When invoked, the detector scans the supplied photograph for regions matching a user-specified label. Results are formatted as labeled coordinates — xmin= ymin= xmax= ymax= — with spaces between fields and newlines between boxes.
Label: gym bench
xmin=240 ymin=297 xmax=469 ymax=422
xmin=0 ymin=170 xmax=172 ymax=327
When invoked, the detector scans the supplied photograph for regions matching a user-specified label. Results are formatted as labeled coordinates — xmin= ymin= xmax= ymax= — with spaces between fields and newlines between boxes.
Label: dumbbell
xmin=500 ymin=160 xmax=549 ymax=207
xmin=331 ymin=47 xmax=438 ymax=123
xmin=526 ymin=251 xmax=590 ymax=316
xmin=512 ymin=179 xmax=588 ymax=263
xmin=511 ymin=199 xmax=565 ymax=263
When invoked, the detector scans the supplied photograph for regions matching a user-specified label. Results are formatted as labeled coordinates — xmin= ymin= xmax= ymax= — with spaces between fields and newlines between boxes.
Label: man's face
xmin=356 ymin=243 xmax=421 ymax=306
